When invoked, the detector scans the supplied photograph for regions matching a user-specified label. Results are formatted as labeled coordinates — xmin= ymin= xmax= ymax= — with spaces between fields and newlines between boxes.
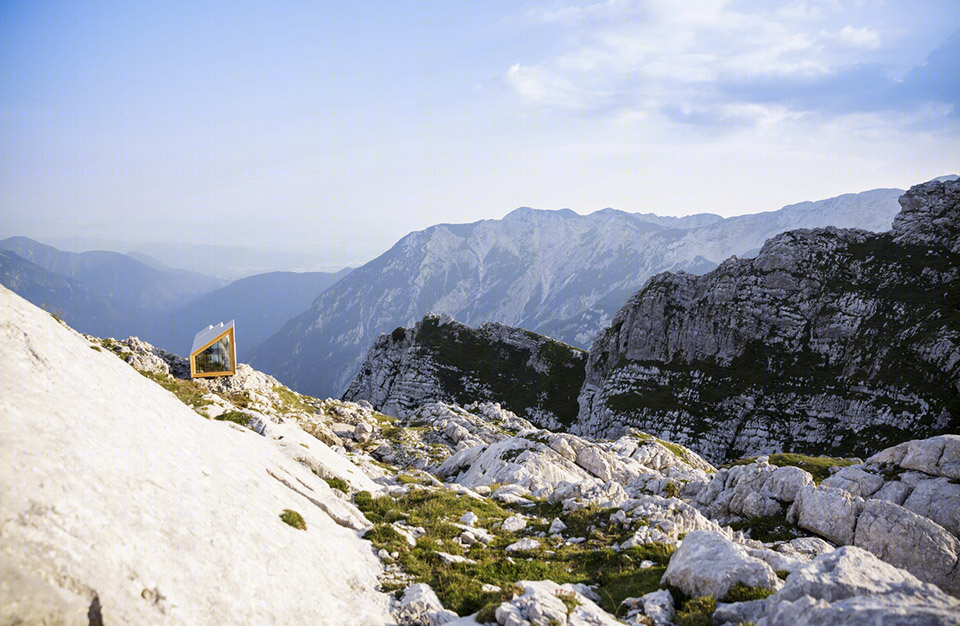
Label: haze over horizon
xmin=2 ymin=0 xmax=958 ymax=269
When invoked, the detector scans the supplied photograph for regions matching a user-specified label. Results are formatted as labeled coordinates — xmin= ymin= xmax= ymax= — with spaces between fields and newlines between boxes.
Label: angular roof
xmin=191 ymin=320 xmax=235 ymax=355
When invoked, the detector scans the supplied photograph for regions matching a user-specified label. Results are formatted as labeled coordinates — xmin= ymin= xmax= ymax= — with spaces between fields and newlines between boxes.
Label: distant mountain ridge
xmin=0 ymin=236 xmax=350 ymax=357
xmin=0 ymin=236 xmax=224 ymax=311
xmin=151 ymin=268 xmax=352 ymax=358
xmin=250 ymin=187 xmax=904 ymax=398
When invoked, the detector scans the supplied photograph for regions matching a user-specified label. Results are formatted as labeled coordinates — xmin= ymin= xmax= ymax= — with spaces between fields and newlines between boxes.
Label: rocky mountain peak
xmin=344 ymin=313 xmax=587 ymax=430
xmin=892 ymin=177 xmax=960 ymax=253
xmin=575 ymin=180 xmax=960 ymax=463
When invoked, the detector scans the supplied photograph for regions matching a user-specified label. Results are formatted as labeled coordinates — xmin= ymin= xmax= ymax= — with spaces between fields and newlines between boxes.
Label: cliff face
xmin=343 ymin=314 xmax=586 ymax=430
xmin=574 ymin=179 xmax=960 ymax=463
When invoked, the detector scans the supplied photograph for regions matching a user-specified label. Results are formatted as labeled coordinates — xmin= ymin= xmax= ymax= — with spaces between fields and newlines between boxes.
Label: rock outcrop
xmin=575 ymin=178 xmax=960 ymax=463
xmin=696 ymin=435 xmax=960 ymax=595
xmin=715 ymin=547 xmax=960 ymax=625
xmin=662 ymin=530 xmax=782 ymax=599
xmin=344 ymin=314 xmax=586 ymax=429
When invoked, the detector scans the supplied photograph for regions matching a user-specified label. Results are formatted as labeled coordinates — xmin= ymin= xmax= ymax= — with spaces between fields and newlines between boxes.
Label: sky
xmin=1 ymin=0 xmax=959 ymax=269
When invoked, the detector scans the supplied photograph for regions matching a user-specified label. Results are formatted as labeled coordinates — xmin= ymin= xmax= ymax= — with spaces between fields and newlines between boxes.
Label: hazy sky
xmin=1 ymin=0 xmax=958 ymax=267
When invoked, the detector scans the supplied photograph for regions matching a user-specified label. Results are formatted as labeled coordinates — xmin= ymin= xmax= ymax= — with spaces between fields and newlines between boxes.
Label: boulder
xmin=853 ymin=499 xmax=960 ymax=595
xmin=792 ymin=485 xmax=863 ymax=545
xmin=748 ymin=546 xmax=960 ymax=625
xmin=493 ymin=580 xmax=622 ymax=626
xmin=396 ymin=584 xmax=457 ymax=626
xmin=661 ymin=531 xmax=781 ymax=599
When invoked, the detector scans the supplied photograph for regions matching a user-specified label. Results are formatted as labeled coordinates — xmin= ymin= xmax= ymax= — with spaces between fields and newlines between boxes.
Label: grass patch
xmin=273 ymin=384 xmax=314 ymax=413
xmin=357 ymin=489 xmax=674 ymax=616
xmin=139 ymin=371 xmax=213 ymax=410
xmin=674 ymin=595 xmax=716 ymax=626
xmin=216 ymin=410 xmax=251 ymax=426
xmin=90 ymin=345 xmax=101 ymax=352
xmin=722 ymin=584 xmax=775 ymax=603
xmin=324 ymin=477 xmax=349 ymax=492
xmin=664 ymin=480 xmax=679 ymax=498
xmin=556 ymin=590 xmax=580 ymax=614
xmin=725 ymin=453 xmax=856 ymax=484
xmin=280 ymin=509 xmax=306 ymax=530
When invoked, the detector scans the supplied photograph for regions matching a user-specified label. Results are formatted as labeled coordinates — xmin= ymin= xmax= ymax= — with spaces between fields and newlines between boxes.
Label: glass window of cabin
xmin=194 ymin=334 xmax=233 ymax=374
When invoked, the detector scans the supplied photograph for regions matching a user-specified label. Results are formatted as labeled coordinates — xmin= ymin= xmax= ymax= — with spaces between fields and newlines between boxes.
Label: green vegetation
xmin=89 ymin=345 xmax=101 ymax=352
xmin=280 ymin=509 xmax=306 ymax=530
xmin=273 ymin=385 xmax=314 ymax=413
xmin=664 ymin=480 xmax=679 ymax=498
xmin=216 ymin=410 xmax=251 ymax=426
xmin=324 ymin=477 xmax=349 ymax=492
xmin=416 ymin=316 xmax=586 ymax=428
xmin=673 ymin=596 xmax=716 ymax=626
xmin=139 ymin=370 xmax=213 ymax=411
xmin=632 ymin=432 xmax=689 ymax=461
xmin=725 ymin=453 xmax=856 ymax=484
xmin=775 ymin=570 xmax=790 ymax=580
xmin=355 ymin=488 xmax=674 ymax=616
xmin=723 ymin=584 xmax=775 ymax=603
xmin=555 ymin=590 xmax=580 ymax=614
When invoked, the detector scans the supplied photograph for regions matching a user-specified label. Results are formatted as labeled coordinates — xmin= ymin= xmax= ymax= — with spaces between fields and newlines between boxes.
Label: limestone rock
xmin=0 ymin=286 xmax=391 ymax=625
xmin=793 ymin=485 xmax=863 ymax=545
xmin=661 ymin=530 xmax=781 ymax=599
xmin=748 ymin=546 xmax=960 ymax=625
xmin=853 ymin=499 xmax=960 ymax=595
xmin=396 ymin=583 xmax=458 ymax=626
xmin=493 ymin=580 xmax=622 ymax=626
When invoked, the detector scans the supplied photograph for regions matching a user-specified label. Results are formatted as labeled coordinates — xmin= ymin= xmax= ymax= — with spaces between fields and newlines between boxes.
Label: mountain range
xmin=250 ymin=187 xmax=904 ymax=398
xmin=344 ymin=178 xmax=959 ymax=464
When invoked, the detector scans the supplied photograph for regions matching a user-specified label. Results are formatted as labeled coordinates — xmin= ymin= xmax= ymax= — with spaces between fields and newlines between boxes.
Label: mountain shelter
xmin=190 ymin=320 xmax=236 ymax=378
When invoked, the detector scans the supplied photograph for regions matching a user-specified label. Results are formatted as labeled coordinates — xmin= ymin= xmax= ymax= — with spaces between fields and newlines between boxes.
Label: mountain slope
xmin=150 ymin=268 xmax=351 ymax=358
xmin=574 ymin=178 xmax=960 ymax=463
xmin=251 ymin=188 xmax=903 ymax=398
xmin=0 ymin=285 xmax=391 ymax=624
xmin=343 ymin=314 xmax=587 ymax=429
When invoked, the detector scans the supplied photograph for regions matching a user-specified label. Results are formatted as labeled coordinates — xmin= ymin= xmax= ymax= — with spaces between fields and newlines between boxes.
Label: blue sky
xmin=1 ymin=0 xmax=958 ymax=267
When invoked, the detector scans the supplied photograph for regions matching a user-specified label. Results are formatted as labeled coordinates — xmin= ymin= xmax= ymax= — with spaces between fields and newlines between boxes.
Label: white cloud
xmin=836 ymin=25 xmax=882 ymax=49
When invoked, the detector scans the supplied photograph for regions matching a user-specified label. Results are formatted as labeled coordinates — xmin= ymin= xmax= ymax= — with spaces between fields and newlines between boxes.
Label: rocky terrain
xmin=249 ymin=187 xmax=904 ymax=398
xmin=575 ymin=178 xmax=960 ymax=463
xmin=344 ymin=313 xmax=586 ymax=430
xmin=4 ymin=281 xmax=959 ymax=624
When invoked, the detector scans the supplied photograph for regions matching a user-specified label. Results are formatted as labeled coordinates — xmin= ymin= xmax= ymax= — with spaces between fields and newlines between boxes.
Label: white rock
xmin=548 ymin=518 xmax=567 ymax=534
xmin=853 ymin=498 xmax=960 ymax=595
xmin=437 ymin=552 xmax=476 ymax=565
xmin=639 ymin=589 xmax=674 ymax=626
xmin=501 ymin=515 xmax=527 ymax=533
xmin=397 ymin=583 xmax=458 ymax=626
xmin=793 ymin=485 xmax=863 ymax=545
xmin=459 ymin=511 xmax=479 ymax=526
xmin=752 ymin=546 xmax=960 ymax=625
xmin=661 ymin=530 xmax=781 ymax=599
xmin=0 ymin=287 xmax=392 ymax=625
xmin=505 ymin=538 xmax=541 ymax=553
